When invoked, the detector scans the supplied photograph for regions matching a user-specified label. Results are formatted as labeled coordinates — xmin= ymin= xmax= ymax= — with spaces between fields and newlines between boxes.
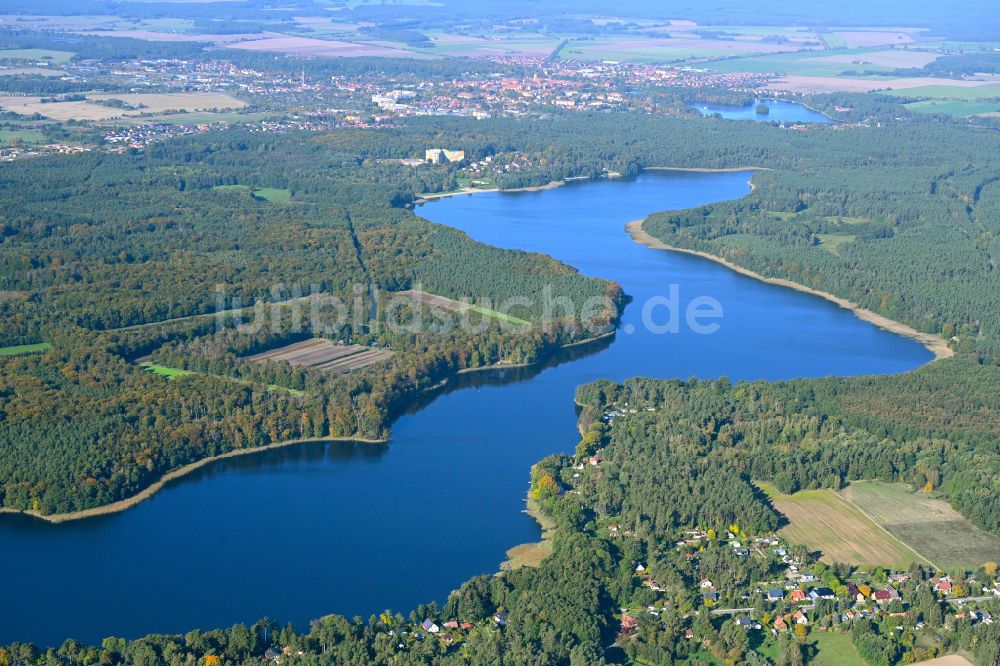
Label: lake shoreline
xmin=7 ymin=331 xmax=619 ymax=526
xmin=414 ymin=168 xmax=767 ymax=204
xmin=625 ymin=219 xmax=953 ymax=361
xmin=0 ymin=435 xmax=387 ymax=525
xmin=499 ymin=496 xmax=555 ymax=572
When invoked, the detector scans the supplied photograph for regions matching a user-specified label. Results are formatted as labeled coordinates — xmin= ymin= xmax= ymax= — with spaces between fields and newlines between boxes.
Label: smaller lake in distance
xmin=690 ymin=99 xmax=833 ymax=123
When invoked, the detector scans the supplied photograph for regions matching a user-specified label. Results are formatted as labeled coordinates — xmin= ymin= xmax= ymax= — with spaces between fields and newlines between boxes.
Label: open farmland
xmin=224 ymin=35 xmax=422 ymax=58
xmin=906 ymin=99 xmax=1000 ymax=117
xmin=885 ymin=83 xmax=1000 ymax=100
xmin=0 ymin=66 xmax=67 ymax=77
xmin=246 ymin=338 xmax=393 ymax=374
xmin=769 ymin=76 xmax=1000 ymax=94
xmin=0 ymin=92 xmax=245 ymax=121
xmin=825 ymin=29 xmax=921 ymax=48
xmin=424 ymin=31 xmax=561 ymax=58
xmin=805 ymin=49 xmax=938 ymax=68
xmin=758 ymin=482 xmax=925 ymax=568
xmin=839 ymin=482 xmax=1000 ymax=571
xmin=562 ymin=35 xmax=815 ymax=63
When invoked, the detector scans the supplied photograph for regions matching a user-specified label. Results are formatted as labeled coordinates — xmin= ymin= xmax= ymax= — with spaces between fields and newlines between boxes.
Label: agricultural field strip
xmin=245 ymin=338 xmax=392 ymax=373
xmin=758 ymin=482 xmax=923 ymax=568
xmin=395 ymin=289 xmax=473 ymax=311
xmin=395 ymin=290 xmax=529 ymax=325
xmin=838 ymin=483 xmax=1000 ymax=569
xmin=829 ymin=489 xmax=941 ymax=571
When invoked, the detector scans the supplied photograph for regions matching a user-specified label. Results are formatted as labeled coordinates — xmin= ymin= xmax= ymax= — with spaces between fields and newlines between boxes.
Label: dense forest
xmin=0 ymin=129 xmax=619 ymax=514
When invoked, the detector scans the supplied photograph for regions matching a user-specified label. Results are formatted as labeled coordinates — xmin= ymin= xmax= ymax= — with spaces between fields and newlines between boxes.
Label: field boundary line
xmin=831 ymin=489 xmax=941 ymax=571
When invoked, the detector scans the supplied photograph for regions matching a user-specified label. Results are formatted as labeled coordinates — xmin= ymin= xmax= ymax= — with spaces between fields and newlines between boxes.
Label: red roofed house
xmin=873 ymin=590 xmax=893 ymax=604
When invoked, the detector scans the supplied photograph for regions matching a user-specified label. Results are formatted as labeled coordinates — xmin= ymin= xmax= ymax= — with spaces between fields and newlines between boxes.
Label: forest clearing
xmin=245 ymin=338 xmax=393 ymax=374
xmin=758 ymin=482 xmax=924 ymax=568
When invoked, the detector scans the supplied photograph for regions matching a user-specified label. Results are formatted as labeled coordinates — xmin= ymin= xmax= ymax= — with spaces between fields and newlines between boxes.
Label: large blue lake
xmin=0 ymin=171 xmax=930 ymax=647
xmin=690 ymin=100 xmax=833 ymax=123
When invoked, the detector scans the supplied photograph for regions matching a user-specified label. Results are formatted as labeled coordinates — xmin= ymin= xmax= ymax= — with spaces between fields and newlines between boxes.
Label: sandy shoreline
xmin=625 ymin=220 xmax=953 ymax=361
xmin=0 ymin=435 xmax=387 ymax=524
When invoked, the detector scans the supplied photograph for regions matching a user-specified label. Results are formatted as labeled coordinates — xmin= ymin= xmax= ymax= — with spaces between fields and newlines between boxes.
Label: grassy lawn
xmin=470 ymin=305 xmax=530 ymax=326
xmin=0 ymin=342 xmax=53 ymax=356
xmin=810 ymin=631 xmax=866 ymax=666
xmin=817 ymin=233 xmax=856 ymax=255
xmin=0 ymin=48 xmax=76 ymax=64
xmin=0 ymin=129 xmax=46 ymax=144
xmin=212 ymin=185 xmax=291 ymax=203
xmin=142 ymin=363 xmax=304 ymax=396
xmin=757 ymin=482 xmax=922 ymax=568
xmin=252 ymin=187 xmax=292 ymax=203
xmin=143 ymin=364 xmax=195 ymax=379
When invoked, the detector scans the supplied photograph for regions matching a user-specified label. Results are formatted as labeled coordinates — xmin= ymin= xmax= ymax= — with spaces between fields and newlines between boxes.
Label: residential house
xmin=767 ymin=588 xmax=784 ymax=602
xmin=773 ymin=616 xmax=788 ymax=633
xmin=789 ymin=589 xmax=808 ymax=603
xmin=809 ymin=587 xmax=836 ymax=601
xmin=700 ymin=579 xmax=714 ymax=588
xmin=736 ymin=618 xmax=760 ymax=629
xmin=493 ymin=611 xmax=508 ymax=626
xmin=794 ymin=610 xmax=809 ymax=625
xmin=421 ymin=619 xmax=440 ymax=634
xmin=970 ymin=611 xmax=993 ymax=625
xmin=873 ymin=590 xmax=894 ymax=604
xmin=703 ymin=591 xmax=720 ymax=602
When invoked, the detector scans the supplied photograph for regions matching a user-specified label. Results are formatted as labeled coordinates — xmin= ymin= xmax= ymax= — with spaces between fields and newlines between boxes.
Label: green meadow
xmin=0 ymin=48 xmax=76 ymax=64
xmin=470 ymin=305 xmax=530 ymax=326
xmin=0 ymin=342 xmax=53 ymax=356
xmin=212 ymin=185 xmax=291 ymax=203
xmin=887 ymin=84 xmax=1000 ymax=101
xmin=906 ymin=99 xmax=1000 ymax=117
xmin=142 ymin=363 xmax=304 ymax=396
xmin=0 ymin=129 xmax=46 ymax=145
